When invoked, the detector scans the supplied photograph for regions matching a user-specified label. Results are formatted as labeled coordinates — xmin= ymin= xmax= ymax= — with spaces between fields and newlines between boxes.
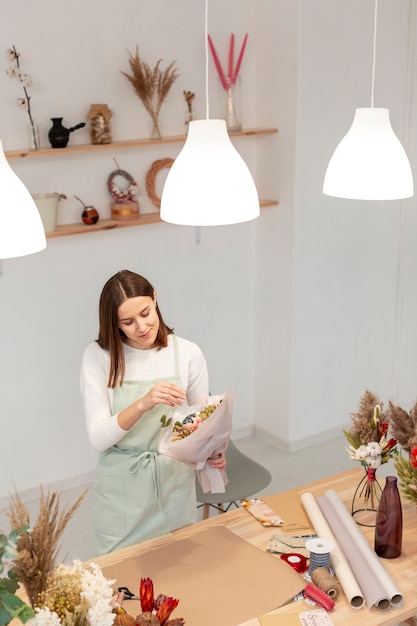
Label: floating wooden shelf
xmin=6 ymin=127 xmax=279 ymax=239
xmin=46 ymin=199 xmax=278 ymax=239
xmin=5 ymin=127 xmax=278 ymax=159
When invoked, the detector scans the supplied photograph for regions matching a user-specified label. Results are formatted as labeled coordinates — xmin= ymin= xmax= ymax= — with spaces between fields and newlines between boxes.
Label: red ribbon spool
xmin=280 ymin=552 xmax=309 ymax=573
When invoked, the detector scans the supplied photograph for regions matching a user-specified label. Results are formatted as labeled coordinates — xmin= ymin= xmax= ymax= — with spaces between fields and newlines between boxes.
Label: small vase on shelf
xmin=223 ymin=75 xmax=242 ymax=133
xmin=27 ymin=119 xmax=40 ymax=151
xmin=48 ymin=117 xmax=86 ymax=148
xmin=351 ymin=466 xmax=382 ymax=527
xmin=148 ymin=117 xmax=162 ymax=140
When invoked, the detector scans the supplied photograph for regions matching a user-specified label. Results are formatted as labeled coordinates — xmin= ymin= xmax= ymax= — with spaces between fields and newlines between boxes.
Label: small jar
xmin=87 ymin=104 xmax=112 ymax=145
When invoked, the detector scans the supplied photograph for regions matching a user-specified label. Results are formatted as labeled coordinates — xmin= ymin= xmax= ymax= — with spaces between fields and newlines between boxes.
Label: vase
xmin=374 ymin=475 xmax=403 ymax=558
xmin=148 ymin=117 xmax=162 ymax=140
xmin=27 ymin=119 xmax=40 ymax=151
xmin=222 ymin=75 xmax=242 ymax=133
xmin=351 ymin=466 xmax=382 ymax=527
xmin=48 ymin=117 xmax=86 ymax=148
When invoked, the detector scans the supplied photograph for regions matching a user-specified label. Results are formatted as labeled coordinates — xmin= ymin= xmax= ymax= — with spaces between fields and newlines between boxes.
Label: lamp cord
xmin=205 ymin=0 xmax=209 ymax=119
xmin=371 ymin=0 xmax=378 ymax=107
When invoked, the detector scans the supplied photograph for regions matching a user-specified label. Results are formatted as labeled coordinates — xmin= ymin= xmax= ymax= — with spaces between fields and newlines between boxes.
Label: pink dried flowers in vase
xmin=208 ymin=33 xmax=248 ymax=132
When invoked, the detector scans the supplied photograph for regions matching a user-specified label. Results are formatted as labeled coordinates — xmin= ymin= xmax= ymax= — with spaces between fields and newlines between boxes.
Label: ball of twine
xmin=145 ymin=158 xmax=174 ymax=208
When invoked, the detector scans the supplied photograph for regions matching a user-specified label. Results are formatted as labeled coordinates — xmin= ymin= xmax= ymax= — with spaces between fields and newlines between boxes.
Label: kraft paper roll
xmin=318 ymin=489 xmax=404 ymax=610
xmin=301 ymin=491 xmax=365 ymax=609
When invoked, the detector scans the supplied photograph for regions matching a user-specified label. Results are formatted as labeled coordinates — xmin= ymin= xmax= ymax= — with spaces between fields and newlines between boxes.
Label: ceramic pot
xmin=48 ymin=117 xmax=86 ymax=148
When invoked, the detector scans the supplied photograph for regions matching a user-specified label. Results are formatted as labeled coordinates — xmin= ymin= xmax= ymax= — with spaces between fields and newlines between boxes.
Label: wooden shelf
xmin=5 ymin=127 xmax=278 ymax=159
xmin=7 ymin=127 xmax=279 ymax=239
xmin=46 ymin=199 xmax=278 ymax=239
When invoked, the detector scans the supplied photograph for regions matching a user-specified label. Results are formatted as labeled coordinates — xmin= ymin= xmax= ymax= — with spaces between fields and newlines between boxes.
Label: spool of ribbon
xmin=305 ymin=537 xmax=334 ymax=576
xmin=280 ymin=552 xmax=309 ymax=573
xmin=311 ymin=567 xmax=340 ymax=599
xmin=303 ymin=582 xmax=335 ymax=611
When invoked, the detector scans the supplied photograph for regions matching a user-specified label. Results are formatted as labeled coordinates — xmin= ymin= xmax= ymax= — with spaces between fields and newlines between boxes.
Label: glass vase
xmin=374 ymin=475 xmax=403 ymax=558
xmin=148 ymin=116 xmax=162 ymax=140
xmin=222 ymin=75 xmax=242 ymax=133
xmin=27 ymin=118 xmax=40 ymax=151
xmin=351 ymin=466 xmax=382 ymax=527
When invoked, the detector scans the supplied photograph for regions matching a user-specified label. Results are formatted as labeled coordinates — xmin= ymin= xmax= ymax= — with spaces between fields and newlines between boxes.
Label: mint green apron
xmin=93 ymin=336 xmax=197 ymax=555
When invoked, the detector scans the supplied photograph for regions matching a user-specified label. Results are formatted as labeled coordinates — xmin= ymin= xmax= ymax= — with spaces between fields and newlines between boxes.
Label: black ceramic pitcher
xmin=48 ymin=117 xmax=86 ymax=148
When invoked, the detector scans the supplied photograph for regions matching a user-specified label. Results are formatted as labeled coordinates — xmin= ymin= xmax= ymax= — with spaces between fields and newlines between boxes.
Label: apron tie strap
xmin=129 ymin=451 xmax=161 ymax=501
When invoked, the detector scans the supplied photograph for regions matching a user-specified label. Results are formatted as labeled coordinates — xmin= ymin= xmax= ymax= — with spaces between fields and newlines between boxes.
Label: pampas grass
xmin=6 ymin=486 xmax=88 ymax=608
xmin=121 ymin=46 xmax=180 ymax=139
xmin=387 ymin=400 xmax=417 ymax=452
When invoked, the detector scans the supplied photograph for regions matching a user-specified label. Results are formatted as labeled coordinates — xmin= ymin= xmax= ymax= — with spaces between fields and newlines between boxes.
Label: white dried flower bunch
xmin=6 ymin=44 xmax=39 ymax=149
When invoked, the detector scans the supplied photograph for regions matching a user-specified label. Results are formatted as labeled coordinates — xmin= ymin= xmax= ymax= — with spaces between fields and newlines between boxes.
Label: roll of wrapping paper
xmin=301 ymin=492 xmax=365 ymax=609
xmin=318 ymin=489 xmax=404 ymax=610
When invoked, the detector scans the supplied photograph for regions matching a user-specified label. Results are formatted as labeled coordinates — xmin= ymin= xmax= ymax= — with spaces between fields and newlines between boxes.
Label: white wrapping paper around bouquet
xmin=157 ymin=392 xmax=233 ymax=494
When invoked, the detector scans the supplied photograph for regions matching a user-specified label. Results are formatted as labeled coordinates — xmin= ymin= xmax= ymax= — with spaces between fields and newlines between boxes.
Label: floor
xmin=0 ymin=433 xmax=392 ymax=563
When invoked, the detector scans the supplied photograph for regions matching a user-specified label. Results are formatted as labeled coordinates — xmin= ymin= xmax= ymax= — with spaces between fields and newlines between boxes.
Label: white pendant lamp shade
xmin=0 ymin=141 xmax=46 ymax=259
xmin=323 ymin=108 xmax=414 ymax=200
xmin=160 ymin=119 xmax=260 ymax=225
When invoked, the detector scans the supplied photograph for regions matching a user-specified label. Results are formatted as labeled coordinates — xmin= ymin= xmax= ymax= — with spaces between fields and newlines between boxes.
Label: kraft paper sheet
xmin=317 ymin=489 xmax=404 ymax=610
xmin=102 ymin=526 xmax=305 ymax=626
xmin=300 ymin=492 xmax=364 ymax=609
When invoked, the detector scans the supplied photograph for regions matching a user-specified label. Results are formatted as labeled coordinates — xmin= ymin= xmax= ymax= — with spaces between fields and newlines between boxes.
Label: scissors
xmin=117 ymin=586 xmax=140 ymax=601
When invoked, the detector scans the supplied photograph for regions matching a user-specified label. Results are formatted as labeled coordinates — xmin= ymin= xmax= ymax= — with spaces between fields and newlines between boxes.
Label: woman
xmin=81 ymin=270 xmax=226 ymax=555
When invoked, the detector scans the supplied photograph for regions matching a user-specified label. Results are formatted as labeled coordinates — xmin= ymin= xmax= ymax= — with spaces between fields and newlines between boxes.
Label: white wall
xmin=0 ymin=0 xmax=265 ymax=499
xmin=2 ymin=0 xmax=417 ymax=500
xmin=254 ymin=0 xmax=417 ymax=450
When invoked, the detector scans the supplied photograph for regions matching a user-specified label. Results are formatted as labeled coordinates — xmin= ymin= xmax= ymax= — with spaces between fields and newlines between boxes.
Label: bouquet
xmin=158 ymin=392 xmax=233 ymax=494
xmin=343 ymin=390 xmax=398 ymax=469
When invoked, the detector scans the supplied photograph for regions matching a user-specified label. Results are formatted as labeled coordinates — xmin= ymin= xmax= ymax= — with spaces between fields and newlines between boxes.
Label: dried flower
xmin=208 ymin=33 xmax=248 ymax=90
xmin=139 ymin=577 xmax=154 ymax=612
xmin=121 ymin=46 xmax=180 ymax=139
xmin=6 ymin=45 xmax=39 ymax=149
xmin=135 ymin=577 xmax=182 ymax=625
xmin=343 ymin=390 xmax=398 ymax=469
xmin=7 ymin=486 xmax=88 ymax=607
xmin=394 ymin=446 xmax=417 ymax=504
xmin=387 ymin=400 xmax=417 ymax=452
xmin=161 ymin=401 xmax=221 ymax=441
xmin=31 ymin=560 xmax=116 ymax=626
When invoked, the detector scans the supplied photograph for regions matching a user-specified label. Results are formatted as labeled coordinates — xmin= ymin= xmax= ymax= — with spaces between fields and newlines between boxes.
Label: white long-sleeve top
xmin=80 ymin=334 xmax=209 ymax=452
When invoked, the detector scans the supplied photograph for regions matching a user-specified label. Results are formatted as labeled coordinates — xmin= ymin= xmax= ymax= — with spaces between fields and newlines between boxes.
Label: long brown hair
xmin=97 ymin=270 xmax=173 ymax=388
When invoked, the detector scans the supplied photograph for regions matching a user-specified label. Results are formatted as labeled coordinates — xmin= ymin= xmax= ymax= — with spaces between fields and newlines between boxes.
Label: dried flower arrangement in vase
xmin=343 ymin=389 xmax=398 ymax=526
xmin=121 ymin=47 xmax=179 ymax=140
xmin=6 ymin=45 xmax=39 ymax=150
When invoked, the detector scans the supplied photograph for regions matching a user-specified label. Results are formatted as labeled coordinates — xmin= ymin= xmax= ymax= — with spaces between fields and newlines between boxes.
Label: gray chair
xmin=195 ymin=439 xmax=272 ymax=519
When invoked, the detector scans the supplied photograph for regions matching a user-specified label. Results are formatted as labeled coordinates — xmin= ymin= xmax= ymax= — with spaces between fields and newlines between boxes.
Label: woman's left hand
xmin=208 ymin=451 xmax=227 ymax=471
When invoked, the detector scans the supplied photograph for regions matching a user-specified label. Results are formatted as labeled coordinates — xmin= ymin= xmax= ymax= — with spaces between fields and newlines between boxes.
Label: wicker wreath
xmin=107 ymin=168 xmax=138 ymax=203
xmin=145 ymin=158 xmax=174 ymax=208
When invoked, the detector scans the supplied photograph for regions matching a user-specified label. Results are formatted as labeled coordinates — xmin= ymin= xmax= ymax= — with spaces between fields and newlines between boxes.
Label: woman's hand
xmin=208 ymin=451 xmax=227 ymax=471
xmin=117 ymin=383 xmax=186 ymax=431
xmin=141 ymin=383 xmax=186 ymax=412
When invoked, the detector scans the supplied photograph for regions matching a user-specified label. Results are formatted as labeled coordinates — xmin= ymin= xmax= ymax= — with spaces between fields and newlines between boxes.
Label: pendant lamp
xmin=0 ymin=140 xmax=46 ymax=259
xmin=160 ymin=1 xmax=260 ymax=225
xmin=323 ymin=0 xmax=413 ymax=201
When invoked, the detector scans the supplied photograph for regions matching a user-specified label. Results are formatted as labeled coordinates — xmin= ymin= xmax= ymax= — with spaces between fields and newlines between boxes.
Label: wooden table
xmin=90 ymin=468 xmax=417 ymax=626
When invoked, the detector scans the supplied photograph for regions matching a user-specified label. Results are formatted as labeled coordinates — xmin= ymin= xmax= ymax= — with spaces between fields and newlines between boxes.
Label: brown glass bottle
xmin=374 ymin=475 xmax=403 ymax=558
